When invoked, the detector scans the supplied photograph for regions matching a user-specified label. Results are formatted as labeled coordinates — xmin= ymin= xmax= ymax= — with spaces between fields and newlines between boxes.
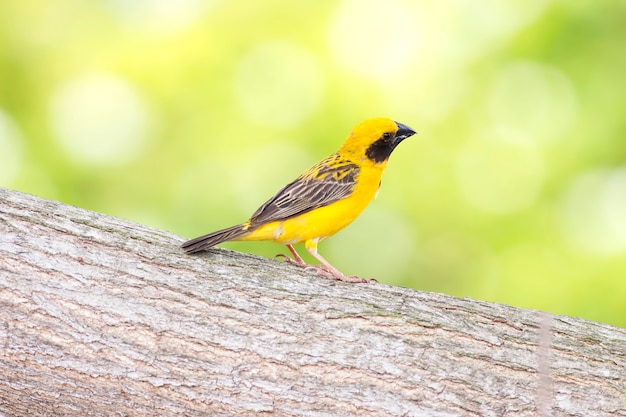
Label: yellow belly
xmin=239 ymin=162 xmax=385 ymax=244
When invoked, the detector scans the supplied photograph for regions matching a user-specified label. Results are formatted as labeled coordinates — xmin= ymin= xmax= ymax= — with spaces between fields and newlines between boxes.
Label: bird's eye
xmin=382 ymin=132 xmax=392 ymax=141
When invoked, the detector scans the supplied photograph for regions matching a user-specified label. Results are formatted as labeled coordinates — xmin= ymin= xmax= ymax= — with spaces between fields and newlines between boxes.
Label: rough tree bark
xmin=0 ymin=187 xmax=624 ymax=417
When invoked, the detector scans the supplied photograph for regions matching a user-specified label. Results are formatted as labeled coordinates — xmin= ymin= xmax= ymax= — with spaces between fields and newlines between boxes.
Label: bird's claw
xmin=313 ymin=266 xmax=369 ymax=283
xmin=274 ymin=253 xmax=307 ymax=267
xmin=275 ymin=253 xmax=370 ymax=283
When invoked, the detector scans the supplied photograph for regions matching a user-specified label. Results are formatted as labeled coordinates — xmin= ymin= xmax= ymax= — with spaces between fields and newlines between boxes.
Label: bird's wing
xmin=249 ymin=155 xmax=359 ymax=226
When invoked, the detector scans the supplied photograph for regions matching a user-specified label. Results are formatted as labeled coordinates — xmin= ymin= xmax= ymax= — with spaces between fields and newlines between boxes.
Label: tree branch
xmin=1 ymin=187 xmax=624 ymax=416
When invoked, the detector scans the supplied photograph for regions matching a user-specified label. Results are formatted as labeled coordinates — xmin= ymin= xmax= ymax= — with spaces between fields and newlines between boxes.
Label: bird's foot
xmin=274 ymin=253 xmax=307 ymax=267
xmin=310 ymin=265 xmax=370 ymax=283
xmin=274 ymin=254 xmax=371 ymax=283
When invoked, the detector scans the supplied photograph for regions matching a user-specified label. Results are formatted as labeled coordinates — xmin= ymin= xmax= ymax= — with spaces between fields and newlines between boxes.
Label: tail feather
xmin=181 ymin=224 xmax=249 ymax=253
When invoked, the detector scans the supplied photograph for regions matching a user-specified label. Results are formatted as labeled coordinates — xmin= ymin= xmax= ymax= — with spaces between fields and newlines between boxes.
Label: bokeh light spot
xmin=560 ymin=168 xmax=626 ymax=255
xmin=327 ymin=0 xmax=420 ymax=80
xmin=450 ymin=1 xmax=549 ymax=62
xmin=233 ymin=41 xmax=323 ymax=128
xmin=0 ymin=109 xmax=24 ymax=184
xmin=231 ymin=142 xmax=315 ymax=212
xmin=487 ymin=61 xmax=577 ymax=144
xmin=457 ymin=130 xmax=544 ymax=214
xmin=104 ymin=0 xmax=213 ymax=34
xmin=49 ymin=74 xmax=150 ymax=166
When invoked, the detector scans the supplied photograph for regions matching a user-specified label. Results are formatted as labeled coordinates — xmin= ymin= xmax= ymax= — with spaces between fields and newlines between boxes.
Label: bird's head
xmin=339 ymin=118 xmax=416 ymax=164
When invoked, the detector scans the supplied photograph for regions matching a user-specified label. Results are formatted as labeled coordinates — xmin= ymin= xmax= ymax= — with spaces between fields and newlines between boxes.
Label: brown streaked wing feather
xmin=249 ymin=155 xmax=359 ymax=226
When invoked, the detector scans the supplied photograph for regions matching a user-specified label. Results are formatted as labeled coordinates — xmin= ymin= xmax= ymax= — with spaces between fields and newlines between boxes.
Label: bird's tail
xmin=181 ymin=224 xmax=249 ymax=253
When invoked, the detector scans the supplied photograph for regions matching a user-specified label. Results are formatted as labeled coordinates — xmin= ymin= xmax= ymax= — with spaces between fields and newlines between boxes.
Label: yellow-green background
xmin=1 ymin=1 xmax=625 ymax=328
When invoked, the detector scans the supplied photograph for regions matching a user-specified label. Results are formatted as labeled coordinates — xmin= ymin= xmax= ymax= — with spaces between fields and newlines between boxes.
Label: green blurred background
xmin=1 ymin=1 xmax=625 ymax=328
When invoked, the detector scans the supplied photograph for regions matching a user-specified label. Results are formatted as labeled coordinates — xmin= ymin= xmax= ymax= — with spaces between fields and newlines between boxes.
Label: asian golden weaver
xmin=182 ymin=118 xmax=416 ymax=282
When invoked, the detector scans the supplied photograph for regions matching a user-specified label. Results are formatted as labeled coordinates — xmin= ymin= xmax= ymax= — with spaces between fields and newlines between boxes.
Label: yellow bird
xmin=182 ymin=118 xmax=416 ymax=282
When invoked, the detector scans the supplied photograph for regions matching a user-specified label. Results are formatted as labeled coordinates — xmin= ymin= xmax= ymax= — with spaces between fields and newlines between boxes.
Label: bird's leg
xmin=286 ymin=244 xmax=306 ymax=264
xmin=275 ymin=244 xmax=308 ymax=267
xmin=277 ymin=242 xmax=370 ymax=283
xmin=277 ymin=244 xmax=334 ymax=276
xmin=304 ymin=239 xmax=368 ymax=283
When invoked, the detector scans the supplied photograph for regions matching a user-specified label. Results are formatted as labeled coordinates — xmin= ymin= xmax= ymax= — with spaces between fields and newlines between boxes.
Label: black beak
xmin=394 ymin=121 xmax=417 ymax=142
